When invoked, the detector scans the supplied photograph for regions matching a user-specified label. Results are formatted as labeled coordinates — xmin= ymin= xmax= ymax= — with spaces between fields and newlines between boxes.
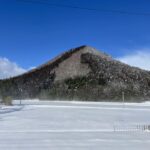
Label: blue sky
xmin=0 ymin=0 xmax=150 ymax=78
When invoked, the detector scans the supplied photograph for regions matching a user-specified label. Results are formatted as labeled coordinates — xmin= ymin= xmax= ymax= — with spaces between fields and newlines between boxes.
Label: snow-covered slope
xmin=0 ymin=101 xmax=150 ymax=150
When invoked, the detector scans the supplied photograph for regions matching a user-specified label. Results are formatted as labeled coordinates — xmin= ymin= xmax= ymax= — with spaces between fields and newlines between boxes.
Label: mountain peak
xmin=36 ymin=45 xmax=111 ymax=70
xmin=70 ymin=45 xmax=112 ymax=59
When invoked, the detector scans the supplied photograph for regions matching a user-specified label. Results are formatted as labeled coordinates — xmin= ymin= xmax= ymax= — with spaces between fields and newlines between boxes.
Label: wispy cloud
xmin=0 ymin=57 xmax=27 ymax=79
xmin=118 ymin=50 xmax=150 ymax=71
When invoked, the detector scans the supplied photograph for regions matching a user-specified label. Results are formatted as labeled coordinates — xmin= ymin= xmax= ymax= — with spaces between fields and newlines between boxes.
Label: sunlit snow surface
xmin=1 ymin=100 xmax=150 ymax=150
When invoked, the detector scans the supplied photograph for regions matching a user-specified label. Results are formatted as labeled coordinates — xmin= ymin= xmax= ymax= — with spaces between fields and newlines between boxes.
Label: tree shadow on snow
xmin=0 ymin=106 xmax=24 ymax=114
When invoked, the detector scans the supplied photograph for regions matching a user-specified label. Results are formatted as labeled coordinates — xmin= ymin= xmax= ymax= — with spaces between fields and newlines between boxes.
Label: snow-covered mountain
xmin=0 ymin=45 xmax=150 ymax=101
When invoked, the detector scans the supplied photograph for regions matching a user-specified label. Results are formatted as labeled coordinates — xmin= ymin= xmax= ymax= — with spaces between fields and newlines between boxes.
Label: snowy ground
xmin=0 ymin=100 xmax=150 ymax=150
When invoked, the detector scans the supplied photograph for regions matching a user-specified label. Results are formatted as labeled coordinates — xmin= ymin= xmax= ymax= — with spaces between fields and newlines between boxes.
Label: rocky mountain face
xmin=0 ymin=45 xmax=150 ymax=101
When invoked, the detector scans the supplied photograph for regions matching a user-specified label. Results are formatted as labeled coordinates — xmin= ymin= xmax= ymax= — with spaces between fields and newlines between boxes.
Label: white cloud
xmin=118 ymin=50 xmax=150 ymax=71
xmin=0 ymin=57 xmax=27 ymax=79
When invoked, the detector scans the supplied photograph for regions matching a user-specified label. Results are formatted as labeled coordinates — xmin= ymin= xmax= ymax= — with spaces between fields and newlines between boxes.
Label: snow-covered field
xmin=0 ymin=100 xmax=150 ymax=150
